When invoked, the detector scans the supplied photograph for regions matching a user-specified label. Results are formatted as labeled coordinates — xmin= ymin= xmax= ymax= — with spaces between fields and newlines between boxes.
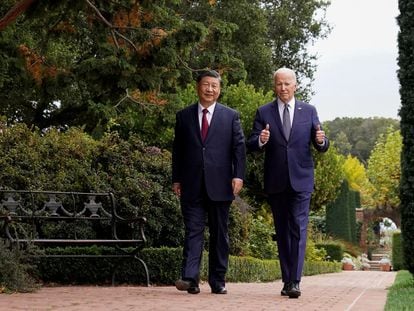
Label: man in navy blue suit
xmin=172 ymin=70 xmax=246 ymax=295
xmin=247 ymin=67 xmax=329 ymax=298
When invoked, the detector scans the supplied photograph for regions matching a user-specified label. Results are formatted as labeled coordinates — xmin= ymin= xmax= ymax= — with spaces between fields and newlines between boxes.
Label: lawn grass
xmin=385 ymin=270 xmax=414 ymax=311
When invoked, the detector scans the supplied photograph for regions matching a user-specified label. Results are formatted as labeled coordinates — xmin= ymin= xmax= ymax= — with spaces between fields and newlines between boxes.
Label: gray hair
xmin=273 ymin=68 xmax=297 ymax=83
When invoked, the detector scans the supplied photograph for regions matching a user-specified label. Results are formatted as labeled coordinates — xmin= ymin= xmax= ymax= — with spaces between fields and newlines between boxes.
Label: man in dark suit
xmin=247 ymin=67 xmax=329 ymax=298
xmin=172 ymin=70 xmax=246 ymax=295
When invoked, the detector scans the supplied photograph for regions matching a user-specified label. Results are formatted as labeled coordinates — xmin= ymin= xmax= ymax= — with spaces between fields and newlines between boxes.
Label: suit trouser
xmin=268 ymin=187 xmax=311 ymax=283
xmin=180 ymin=187 xmax=231 ymax=289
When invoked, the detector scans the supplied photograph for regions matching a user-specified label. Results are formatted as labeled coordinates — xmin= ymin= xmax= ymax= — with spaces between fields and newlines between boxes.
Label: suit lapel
xmin=290 ymin=100 xmax=304 ymax=138
xmin=204 ymin=103 xmax=222 ymax=142
xmin=270 ymin=100 xmax=286 ymax=141
xmin=189 ymin=104 xmax=203 ymax=142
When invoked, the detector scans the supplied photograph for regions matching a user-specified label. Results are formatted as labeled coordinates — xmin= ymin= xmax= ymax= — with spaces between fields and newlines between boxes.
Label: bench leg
xmin=110 ymin=256 xmax=150 ymax=286
xmin=134 ymin=255 xmax=150 ymax=287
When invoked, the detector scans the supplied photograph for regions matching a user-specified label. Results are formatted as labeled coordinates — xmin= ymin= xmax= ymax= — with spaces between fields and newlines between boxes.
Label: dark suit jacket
xmin=172 ymin=103 xmax=246 ymax=202
xmin=247 ymin=99 xmax=329 ymax=193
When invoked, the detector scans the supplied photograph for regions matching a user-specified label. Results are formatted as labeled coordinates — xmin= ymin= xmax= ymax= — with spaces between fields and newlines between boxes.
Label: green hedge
xmin=392 ymin=232 xmax=405 ymax=271
xmin=34 ymin=246 xmax=341 ymax=285
xmin=315 ymin=241 xmax=344 ymax=262
xmin=398 ymin=0 xmax=414 ymax=275
xmin=326 ymin=180 xmax=358 ymax=243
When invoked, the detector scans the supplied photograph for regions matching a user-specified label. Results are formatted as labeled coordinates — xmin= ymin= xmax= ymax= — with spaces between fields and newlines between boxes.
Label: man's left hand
xmin=232 ymin=178 xmax=243 ymax=195
xmin=315 ymin=124 xmax=325 ymax=144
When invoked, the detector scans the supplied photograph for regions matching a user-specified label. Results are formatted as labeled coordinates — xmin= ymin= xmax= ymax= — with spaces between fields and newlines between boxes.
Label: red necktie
xmin=201 ymin=108 xmax=209 ymax=141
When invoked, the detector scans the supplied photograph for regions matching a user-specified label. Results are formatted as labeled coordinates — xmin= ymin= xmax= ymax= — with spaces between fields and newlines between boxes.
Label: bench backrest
xmin=0 ymin=190 xmax=143 ymax=243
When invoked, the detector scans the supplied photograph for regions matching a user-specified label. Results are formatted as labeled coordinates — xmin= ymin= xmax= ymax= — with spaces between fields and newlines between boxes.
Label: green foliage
xmin=305 ymin=223 xmax=328 ymax=261
xmin=324 ymin=117 xmax=400 ymax=164
xmin=326 ymin=180 xmax=358 ymax=243
xmin=0 ymin=0 xmax=330 ymax=134
xmin=305 ymin=238 xmax=327 ymax=262
xmin=315 ymin=242 xmax=344 ymax=262
xmin=311 ymin=143 xmax=345 ymax=211
xmin=343 ymin=154 xmax=375 ymax=208
xmin=367 ymin=128 xmax=402 ymax=209
xmin=228 ymin=198 xmax=251 ymax=256
xmin=0 ymin=241 xmax=39 ymax=293
xmin=348 ymin=190 xmax=360 ymax=243
xmin=392 ymin=232 xmax=405 ymax=271
xmin=264 ymin=0 xmax=331 ymax=99
xmin=221 ymin=81 xmax=273 ymax=137
xmin=384 ymin=270 xmax=414 ymax=311
xmin=36 ymin=246 xmax=152 ymax=285
xmin=224 ymin=256 xmax=281 ymax=282
xmin=139 ymin=247 xmax=183 ymax=285
xmin=398 ymin=0 xmax=414 ymax=275
xmin=302 ymin=260 xmax=342 ymax=276
xmin=0 ymin=123 xmax=252 ymax=254
xmin=246 ymin=216 xmax=278 ymax=260
xmin=0 ymin=123 xmax=183 ymax=248
xmin=33 ymin=246 xmax=341 ymax=285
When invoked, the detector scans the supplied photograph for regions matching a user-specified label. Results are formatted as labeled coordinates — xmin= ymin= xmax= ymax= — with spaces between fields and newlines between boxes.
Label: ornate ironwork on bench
xmin=0 ymin=189 xmax=149 ymax=286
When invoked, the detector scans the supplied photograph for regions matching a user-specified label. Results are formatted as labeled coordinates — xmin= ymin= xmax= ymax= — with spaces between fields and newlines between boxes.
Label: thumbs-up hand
xmin=315 ymin=124 xmax=325 ymax=144
xmin=260 ymin=123 xmax=270 ymax=144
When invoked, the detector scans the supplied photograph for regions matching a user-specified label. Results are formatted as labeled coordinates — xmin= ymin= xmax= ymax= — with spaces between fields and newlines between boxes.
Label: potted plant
xmin=379 ymin=255 xmax=392 ymax=271
xmin=341 ymin=256 xmax=355 ymax=270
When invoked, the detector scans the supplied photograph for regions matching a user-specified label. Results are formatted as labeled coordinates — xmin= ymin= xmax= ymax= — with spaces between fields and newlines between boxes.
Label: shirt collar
xmin=198 ymin=102 xmax=216 ymax=114
xmin=277 ymin=97 xmax=295 ymax=110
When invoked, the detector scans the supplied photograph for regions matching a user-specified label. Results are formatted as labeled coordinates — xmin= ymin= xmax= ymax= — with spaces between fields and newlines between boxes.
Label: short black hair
xmin=196 ymin=70 xmax=221 ymax=83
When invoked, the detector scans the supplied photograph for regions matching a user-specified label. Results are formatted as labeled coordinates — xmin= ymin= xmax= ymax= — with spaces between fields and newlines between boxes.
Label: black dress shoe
xmin=175 ymin=279 xmax=200 ymax=294
xmin=281 ymin=282 xmax=290 ymax=296
xmin=175 ymin=279 xmax=191 ymax=291
xmin=211 ymin=287 xmax=227 ymax=294
xmin=187 ymin=286 xmax=201 ymax=294
xmin=287 ymin=281 xmax=301 ymax=298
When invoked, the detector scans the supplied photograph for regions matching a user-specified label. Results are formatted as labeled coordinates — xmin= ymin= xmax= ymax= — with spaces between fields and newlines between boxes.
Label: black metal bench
xmin=0 ymin=189 xmax=149 ymax=286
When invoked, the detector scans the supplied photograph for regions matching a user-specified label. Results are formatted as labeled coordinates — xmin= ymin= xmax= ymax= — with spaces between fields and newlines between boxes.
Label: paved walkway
xmin=0 ymin=271 xmax=396 ymax=311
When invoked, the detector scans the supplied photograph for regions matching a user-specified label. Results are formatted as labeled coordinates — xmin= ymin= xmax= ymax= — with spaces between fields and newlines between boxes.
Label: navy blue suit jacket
xmin=247 ymin=99 xmax=329 ymax=194
xmin=172 ymin=103 xmax=246 ymax=202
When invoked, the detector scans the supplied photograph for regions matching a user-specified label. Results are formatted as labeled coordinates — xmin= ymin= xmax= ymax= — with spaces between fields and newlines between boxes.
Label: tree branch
xmin=85 ymin=0 xmax=139 ymax=53
xmin=0 ymin=0 xmax=38 ymax=31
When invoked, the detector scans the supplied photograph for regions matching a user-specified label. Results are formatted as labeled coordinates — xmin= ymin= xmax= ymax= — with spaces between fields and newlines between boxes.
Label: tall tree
xmin=326 ymin=180 xmax=356 ymax=243
xmin=0 ymin=0 xmax=330 ymax=134
xmin=366 ymin=128 xmax=402 ymax=210
xmin=0 ymin=1 xmax=234 ymax=134
xmin=263 ymin=0 xmax=331 ymax=98
xmin=324 ymin=117 xmax=400 ymax=164
xmin=397 ymin=0 xmax=414 ymax=275
xmin=311 ymin=144 xmax=344 ymax=211
xmin=343 ymin=155 xmax=375 ymax=208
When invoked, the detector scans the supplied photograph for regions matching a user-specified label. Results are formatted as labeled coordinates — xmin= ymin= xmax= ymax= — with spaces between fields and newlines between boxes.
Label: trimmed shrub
xmin=398 ymin=0 xmax=414 ymax=275
xmin=326 ymin=180 xmax=358 ymax=243
xmin=34 ymin=246 xmax=341 ymax=285
xmin=316 ymin=241 xmax=344 ymax=262
xmin=392 ymin=232 xmax=405 ymax=271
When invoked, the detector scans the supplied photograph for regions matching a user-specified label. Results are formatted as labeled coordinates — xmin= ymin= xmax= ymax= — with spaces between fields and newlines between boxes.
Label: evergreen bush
xmin=392 ymin=232 xmax=405 ymax=271
xmin=34 ymin=246 xmax=340 ymax=285
xmin=315 ymin=242 xmax=344 ymax=262
xmin=398 ymin=0 xmax=414 ymax=275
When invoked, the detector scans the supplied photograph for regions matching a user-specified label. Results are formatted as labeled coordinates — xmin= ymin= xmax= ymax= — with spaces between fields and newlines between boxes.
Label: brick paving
xmin=0 ymin=271 xmax=396 ymax=311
